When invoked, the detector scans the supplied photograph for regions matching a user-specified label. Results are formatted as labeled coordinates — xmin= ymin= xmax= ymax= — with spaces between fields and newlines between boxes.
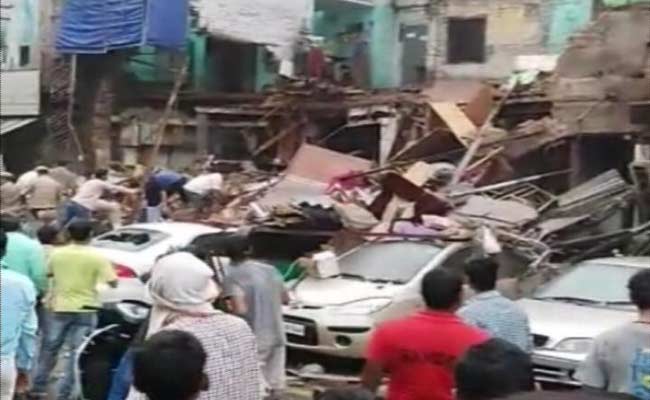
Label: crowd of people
xmin=0 ymin=161 xmax=226 ymax=232
xmin=1 ymin=165 xmax=649 ymax=400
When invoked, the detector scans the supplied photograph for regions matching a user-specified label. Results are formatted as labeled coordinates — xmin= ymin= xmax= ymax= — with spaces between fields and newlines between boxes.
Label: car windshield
xmin=92 ymin=228 xmax=169 ymax=252
xmin=533 ymin=261 xmax=641 ymax=305
xmin=337 ymin=241 xmax=442 ymax=283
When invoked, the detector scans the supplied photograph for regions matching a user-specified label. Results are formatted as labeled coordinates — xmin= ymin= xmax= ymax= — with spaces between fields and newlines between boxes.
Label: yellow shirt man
xmin=49 ymin=244 xmax=117 ymax=312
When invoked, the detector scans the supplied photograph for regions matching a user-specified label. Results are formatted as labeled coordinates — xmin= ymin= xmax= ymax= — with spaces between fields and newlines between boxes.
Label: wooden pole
xmin=450 ymin=83 xmax=516 ymax=186
xmin=67 ymin=54 xmax=86 ymax=169
xmin=147 ymin=58 xmax=189 ymax=171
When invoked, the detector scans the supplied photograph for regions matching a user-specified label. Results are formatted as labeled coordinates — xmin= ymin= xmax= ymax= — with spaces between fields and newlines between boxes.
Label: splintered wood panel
xmin=430 ymin=102 xmax=477 ymax=147
xmin=286 ymin=144 xmax=372 ymax=183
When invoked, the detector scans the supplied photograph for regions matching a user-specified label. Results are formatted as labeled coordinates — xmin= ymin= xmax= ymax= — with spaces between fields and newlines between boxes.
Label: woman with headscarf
xmin=121 ymin=252 xmax=262 ymax=400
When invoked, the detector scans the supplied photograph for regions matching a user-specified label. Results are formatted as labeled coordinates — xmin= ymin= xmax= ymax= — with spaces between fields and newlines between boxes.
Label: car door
xmin=188 ymin=232 xmax=237 ymax=281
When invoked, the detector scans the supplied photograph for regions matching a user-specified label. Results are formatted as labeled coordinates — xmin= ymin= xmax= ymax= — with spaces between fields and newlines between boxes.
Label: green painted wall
xmin=127 ymin=48 xmax=159 ymax=82
xmin=191 ymin=35 xmax=208 ymax=89
xmin=126 ymin=31 xmax=208 ymax=89
xmin=313 ymin=7 xmax=372 ymax=59
xmin=313 ymin=0 xmax=399 ymax=89
xmin=255 ymin=47 xmax=277 ymax=91
xmin=547 ymin=0 xmax=594 ymax=53
xmin=370 ymin=1 xmax=398 ymax=88
xmin=602 ymin=0 xmax=649 ymax=6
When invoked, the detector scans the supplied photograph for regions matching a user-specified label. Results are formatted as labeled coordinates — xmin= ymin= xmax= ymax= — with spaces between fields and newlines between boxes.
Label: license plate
xmin=285 ymin=322 xmax=306 ymax=337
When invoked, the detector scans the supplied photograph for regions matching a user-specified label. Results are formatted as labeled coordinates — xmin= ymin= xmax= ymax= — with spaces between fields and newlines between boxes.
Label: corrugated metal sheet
xmin=0 ymin=118 xmax=37 ymax=135
xmin=0 ymin=70 xmax=40 ymax=116
xmin=557 ymin=170 xmax=628 ymax=208
xmin=550 ymin=170 xmax=633 ymax=218
xmin=193 ymin=0 xmax=312 ymax=59
xmin=316 ymin=0 xmax=373 ymax=8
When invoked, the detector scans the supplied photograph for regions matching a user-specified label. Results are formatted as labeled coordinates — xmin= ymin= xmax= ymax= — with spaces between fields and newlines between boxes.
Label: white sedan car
xmin=91 ymin=222 xmax=229 ymax=304
xmin=283 ymin=240 xmax=526 ymax=359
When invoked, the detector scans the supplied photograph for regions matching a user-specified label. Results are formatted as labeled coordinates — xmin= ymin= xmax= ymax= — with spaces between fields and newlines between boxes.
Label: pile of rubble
xmin=151 ymin=4 xmax=650 ymax=268
xmin=182 ymin=141 xmax=647 ymax=269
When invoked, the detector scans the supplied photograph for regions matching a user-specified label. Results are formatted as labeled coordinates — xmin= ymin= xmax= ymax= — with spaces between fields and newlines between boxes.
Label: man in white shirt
xmin=67 ymin=169 xmax=138 ymax=228
xmin=183 ymin=172 xmax=223 ymax=211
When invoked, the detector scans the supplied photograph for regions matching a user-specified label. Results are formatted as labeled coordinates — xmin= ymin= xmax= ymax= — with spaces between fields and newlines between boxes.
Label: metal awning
xmin=0 ymin=118 xmax=37 ymax=136
xmin=315 ymin=0 xmax=373 ymax=10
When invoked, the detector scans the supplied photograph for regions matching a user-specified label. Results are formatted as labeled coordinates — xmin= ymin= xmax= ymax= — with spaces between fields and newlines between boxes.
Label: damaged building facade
xmin=392 ymin=0 xmax=595 ymax=81
xmin=123 ymin=0 xmax=400 ymax=93
xmin=0 ymin=0 xmax=43 ymax=173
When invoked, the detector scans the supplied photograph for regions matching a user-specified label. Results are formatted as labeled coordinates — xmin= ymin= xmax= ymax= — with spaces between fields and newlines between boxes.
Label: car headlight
xmin=115 ymin=302 xmax=150 ymax=323
xmin=554 ymin=338 xmax=594 ymax=354
xmin=331 ymin=298 xmax=392 ymax=315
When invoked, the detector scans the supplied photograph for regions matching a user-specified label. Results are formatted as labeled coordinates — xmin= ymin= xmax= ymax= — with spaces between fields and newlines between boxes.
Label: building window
xmin=19 ymin=45 xmax=30 ymax=66
xmin=447 ymin=17 xmax=486 ymax=64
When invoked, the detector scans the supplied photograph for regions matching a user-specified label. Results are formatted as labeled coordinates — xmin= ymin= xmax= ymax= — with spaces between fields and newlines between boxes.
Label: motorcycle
xmin=75 ymin=301 xmax=150 ymax=400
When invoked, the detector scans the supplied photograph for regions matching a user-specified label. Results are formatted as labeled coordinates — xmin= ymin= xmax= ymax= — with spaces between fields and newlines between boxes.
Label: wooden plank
xmin=429 ymin=102 xmax=477 ymax=147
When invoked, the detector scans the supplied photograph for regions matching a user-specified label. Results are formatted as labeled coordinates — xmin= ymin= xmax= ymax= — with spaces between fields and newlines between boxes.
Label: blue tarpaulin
xmin=145 ymin=0 xmax=189 ymax=49
xmin=56 ymin=0 xmax=187 ymax=54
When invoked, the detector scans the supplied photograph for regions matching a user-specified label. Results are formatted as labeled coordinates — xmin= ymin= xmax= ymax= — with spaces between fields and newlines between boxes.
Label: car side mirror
xmin=140 ymin=272 xmax=151 ymax=283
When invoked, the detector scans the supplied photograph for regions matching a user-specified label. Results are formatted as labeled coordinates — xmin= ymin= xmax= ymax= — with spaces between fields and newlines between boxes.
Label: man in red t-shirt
xmin=361 ymin=269 xmax=488 ymax=400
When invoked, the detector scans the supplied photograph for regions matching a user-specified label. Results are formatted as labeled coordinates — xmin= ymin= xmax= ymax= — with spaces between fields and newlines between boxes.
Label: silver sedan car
xmin=517 ymin=257 xmax=649 ymax=386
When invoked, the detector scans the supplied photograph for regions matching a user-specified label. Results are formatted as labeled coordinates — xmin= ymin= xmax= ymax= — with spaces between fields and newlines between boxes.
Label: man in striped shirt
xmin=459 ymin=258 xmax=532 ymax=353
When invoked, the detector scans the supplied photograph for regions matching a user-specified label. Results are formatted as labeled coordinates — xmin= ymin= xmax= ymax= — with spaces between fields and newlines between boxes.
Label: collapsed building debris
xmin=102 ymin=4 xmax=650 ymax=274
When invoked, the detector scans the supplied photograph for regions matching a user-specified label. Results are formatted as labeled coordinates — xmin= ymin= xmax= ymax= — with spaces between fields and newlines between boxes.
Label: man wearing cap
xmin=22 ymin=166 xmax=64 ymax=222
xmin=1 ymin=172 xmax=24 ymax=217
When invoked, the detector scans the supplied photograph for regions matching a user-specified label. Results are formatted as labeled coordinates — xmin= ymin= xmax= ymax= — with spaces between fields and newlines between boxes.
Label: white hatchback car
xmin=91 ymin=222 xmax=229 ymax=304
xmin=283 ymin=240 xmax=526 ymax=360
